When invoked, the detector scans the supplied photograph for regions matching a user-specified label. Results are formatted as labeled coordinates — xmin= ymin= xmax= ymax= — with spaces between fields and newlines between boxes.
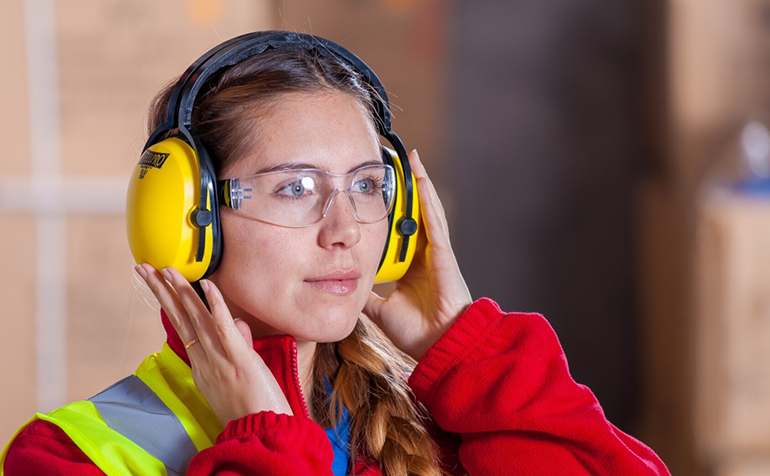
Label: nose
xmin=318 ymin=190 xmax=361 ymax=250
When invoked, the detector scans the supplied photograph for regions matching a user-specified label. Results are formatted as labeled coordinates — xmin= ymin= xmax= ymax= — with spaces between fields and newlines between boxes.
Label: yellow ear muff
xmin=126 ymin=137 xmax=214 ymax=282
xmin=374 ymin=148 xmax=421 ymax=284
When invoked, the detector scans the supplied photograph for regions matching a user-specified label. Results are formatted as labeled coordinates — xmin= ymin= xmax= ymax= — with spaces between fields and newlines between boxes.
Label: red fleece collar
xmin=160 ymin=309 xmax=310 ymax=418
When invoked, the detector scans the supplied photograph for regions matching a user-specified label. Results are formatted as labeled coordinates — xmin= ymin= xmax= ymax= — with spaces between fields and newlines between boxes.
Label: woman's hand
xmin=363 ymin=150 xmax=473 ymax=362
xmin=134 ymin=264 xmax=293 ymax=425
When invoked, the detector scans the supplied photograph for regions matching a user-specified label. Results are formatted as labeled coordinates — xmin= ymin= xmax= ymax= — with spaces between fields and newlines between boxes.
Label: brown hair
xmin=147 ymin=36 xmax=443 ymax=476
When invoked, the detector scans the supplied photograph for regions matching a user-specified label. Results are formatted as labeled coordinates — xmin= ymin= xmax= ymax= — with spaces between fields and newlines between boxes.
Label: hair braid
xmin=313 ymin=317 xmax=445 ymax=476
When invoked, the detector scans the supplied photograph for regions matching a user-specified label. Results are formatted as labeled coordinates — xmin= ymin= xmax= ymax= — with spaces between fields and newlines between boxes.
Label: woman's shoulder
xmin=3 ymin=418 xmax=103 ymax=475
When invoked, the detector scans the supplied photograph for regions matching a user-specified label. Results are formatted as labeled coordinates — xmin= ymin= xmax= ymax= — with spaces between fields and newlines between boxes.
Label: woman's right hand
xmin=134 ymin=263 xmax=293 ymax=425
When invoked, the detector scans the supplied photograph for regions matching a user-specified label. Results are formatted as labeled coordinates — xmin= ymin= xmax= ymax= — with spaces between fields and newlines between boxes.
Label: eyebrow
xmin=253 ymin=159 xmax=384 ymax=175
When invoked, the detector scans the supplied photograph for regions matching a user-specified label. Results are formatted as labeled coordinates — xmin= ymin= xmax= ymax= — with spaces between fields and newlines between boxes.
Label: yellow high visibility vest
xmin=0 ymin=344 xmax=223 ymax=476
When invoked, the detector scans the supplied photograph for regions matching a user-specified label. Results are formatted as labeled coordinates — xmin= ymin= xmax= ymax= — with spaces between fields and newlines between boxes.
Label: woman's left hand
xmin=363 ymin=149 xmax=473 ymax=361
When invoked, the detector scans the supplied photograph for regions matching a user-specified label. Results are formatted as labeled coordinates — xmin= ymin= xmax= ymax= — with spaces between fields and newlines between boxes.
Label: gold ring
xmin=185 ymin=338 xmax=199 ymax=349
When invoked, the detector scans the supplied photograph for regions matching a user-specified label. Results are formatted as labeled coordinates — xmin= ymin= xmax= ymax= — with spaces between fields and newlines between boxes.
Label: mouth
xmin=304 ymin=270 xmax=361 ymax=296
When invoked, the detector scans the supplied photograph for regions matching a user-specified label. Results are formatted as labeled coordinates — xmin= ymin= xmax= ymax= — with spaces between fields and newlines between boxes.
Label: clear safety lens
xmin=221 ymin=164 xmax=395 ymax=227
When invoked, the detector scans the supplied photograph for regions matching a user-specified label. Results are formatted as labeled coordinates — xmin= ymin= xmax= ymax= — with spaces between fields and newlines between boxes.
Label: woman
xmin=1 ymin=31 xmax=670 ymax=475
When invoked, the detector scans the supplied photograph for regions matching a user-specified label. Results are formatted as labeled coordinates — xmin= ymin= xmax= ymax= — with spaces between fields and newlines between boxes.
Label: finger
xmin=408 ymin=149 xmax=428 ymax=179
xmin=416 ymin=176 xmax=452 ymax=251
xmin=135 ymin=263 xmax=198 ymax=347
xmin=408 ymin=150 xmax=450 ymax=234
xmin=200 ymin=279 xmax=252 ymax=361
xmin=161 ymin=267 xmax=226 ymax=360
xmin=233 ymin=319 xmax=253 ymax=346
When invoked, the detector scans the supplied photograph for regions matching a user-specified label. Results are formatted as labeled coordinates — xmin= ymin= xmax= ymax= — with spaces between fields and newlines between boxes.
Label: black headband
xmin=147 ymin=31 xmax=392 ymax=147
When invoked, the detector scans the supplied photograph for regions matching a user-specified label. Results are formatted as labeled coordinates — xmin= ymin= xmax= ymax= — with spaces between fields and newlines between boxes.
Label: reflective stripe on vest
xmin=1 ymin=343 xmax=353 ymax=475
xmin=0 ymin=345 xmax=221 ymax=476
xmin=89 ymin=375 xmax=198 ymax=476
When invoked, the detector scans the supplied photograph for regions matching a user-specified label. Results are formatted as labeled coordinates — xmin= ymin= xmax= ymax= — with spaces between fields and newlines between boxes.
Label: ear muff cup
xmin=126 ymin=137 xmax=218 ymax=282
xmin=374 ymin=147 xmax=420 ymax=284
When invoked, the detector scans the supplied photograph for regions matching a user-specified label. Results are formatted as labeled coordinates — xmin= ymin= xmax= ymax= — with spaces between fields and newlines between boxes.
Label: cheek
xmin=213 ymin=215 xmax=289 ymax=296
xmin=220 ymin=218 xmax=300 ymax=282
xmin=357 ymin=220 xmax=390 ymax=289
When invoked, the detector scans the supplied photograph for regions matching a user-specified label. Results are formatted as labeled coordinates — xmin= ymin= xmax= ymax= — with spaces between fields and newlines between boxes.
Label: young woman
xmin=1 ymin=31 xmax=670 ymax=475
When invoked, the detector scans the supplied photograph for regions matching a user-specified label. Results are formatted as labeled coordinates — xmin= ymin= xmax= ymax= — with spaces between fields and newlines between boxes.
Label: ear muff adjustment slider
xmin=398 ymin=217 xmax=418 ymax=236
xmin=192 ymin=209 xmax=213 ymax=227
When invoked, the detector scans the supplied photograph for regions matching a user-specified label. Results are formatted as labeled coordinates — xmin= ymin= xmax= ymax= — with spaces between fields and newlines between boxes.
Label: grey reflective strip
xmin=89 ymin=375 xmax=198 ymax=476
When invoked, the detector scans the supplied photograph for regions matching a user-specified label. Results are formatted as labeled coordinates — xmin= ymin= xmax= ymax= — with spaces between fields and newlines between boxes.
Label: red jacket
xmin=4 ymin=298 xmax=670 ymax=475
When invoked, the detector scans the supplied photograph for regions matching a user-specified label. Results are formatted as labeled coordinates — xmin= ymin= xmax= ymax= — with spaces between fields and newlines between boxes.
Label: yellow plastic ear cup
xmin=126 ymin=137 xmax=214 ymax=282
xmin=374 ymin=148 xmax=420 ymax=284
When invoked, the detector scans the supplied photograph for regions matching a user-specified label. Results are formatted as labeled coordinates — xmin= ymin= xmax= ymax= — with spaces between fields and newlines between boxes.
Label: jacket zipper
xmin=290 ymin=340 xmax=311 ymax=418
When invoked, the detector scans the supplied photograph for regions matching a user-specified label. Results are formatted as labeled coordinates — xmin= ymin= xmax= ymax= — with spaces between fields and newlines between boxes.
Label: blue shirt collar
xmin=322 ymin=377 xmax=351 ymax=475
xmin=324 ymin=405 xmax=351 ymax=475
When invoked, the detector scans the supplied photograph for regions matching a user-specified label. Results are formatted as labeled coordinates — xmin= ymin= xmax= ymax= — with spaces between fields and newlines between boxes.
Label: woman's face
xmin=209 ymin=91 xmax=388 ymax=343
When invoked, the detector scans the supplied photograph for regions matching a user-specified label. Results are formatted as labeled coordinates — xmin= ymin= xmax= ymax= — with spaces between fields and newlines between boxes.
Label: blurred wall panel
xmin=56 ymin=0 xmax=274 ymax=178
xmin=449 ymin=0 xmax=643 ymax=435
xmin=0 ymin=216 xmax=36 ymax=445
xmin=0 ymin=0 xmax=39 ymax=446
xmin=695 ymin=196 xmax=770 ymax=476
xmin=0 ymin=0 xmax=31 ymax=176
xmin=65 ymin=215 xmax=162 ymax=404
xmin=666 ymin=0 xmax=770 ymax=475
xmin=0 ymin=0 xmax=273 ymax=444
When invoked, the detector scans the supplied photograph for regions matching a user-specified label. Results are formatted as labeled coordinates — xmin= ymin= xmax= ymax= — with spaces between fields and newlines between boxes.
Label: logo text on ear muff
xmin=138 ymin=151 xmax=171 ymax=179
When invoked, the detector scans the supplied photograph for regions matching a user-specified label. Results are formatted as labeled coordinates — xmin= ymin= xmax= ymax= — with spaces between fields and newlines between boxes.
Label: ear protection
xmin=126 ymin=31 xmax=420 ymax=284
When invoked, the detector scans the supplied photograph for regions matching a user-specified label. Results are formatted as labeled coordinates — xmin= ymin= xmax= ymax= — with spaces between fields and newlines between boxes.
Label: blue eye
xmin=290 ymin=183 xmax=305 ymax=196
xmin=353 ymin=176 xmax=382 ymax=194
xmin=278 ymin=176 xmax=316 ymax=200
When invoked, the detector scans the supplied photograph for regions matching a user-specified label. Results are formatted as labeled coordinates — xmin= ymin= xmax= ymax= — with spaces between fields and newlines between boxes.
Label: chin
xmin=294 ymin=306 xmax=362 ymax=344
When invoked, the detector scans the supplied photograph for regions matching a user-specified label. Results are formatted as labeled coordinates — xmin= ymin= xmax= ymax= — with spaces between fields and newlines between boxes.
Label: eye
xmin=353 ymin=176 xmax=381 ymax=194
xmin=279 ymin=176 xmax=316 ymax=198
xmin=290 ymin=183 xmax=305 ymax=196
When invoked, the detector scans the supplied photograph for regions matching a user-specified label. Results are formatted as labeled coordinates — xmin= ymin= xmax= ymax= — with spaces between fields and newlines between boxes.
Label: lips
xmin=305 ymin=270 xmax=360 ymax=296
xmin=306 ymin=270 xmax=361 ymax=281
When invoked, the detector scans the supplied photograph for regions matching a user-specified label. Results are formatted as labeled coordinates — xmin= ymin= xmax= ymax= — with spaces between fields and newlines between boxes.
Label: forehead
xmin=225 ymin=91 xmax=382 ymax=177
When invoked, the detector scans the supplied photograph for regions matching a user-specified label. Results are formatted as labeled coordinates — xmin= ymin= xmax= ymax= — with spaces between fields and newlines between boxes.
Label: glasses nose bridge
xmin=321 ymin=186 xmax=358 ymax=221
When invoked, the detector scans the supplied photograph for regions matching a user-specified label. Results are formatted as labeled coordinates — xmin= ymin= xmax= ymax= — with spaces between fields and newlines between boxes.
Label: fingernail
xmin=135 ymin=265 xmax=148 ymax=280
xmin=233 ymin=318 xmax=243 ymax=323
xmin=161 ymin=268 xmax=173 ymax=283
xmin=200 ymin=279 xmax=210 ymax=292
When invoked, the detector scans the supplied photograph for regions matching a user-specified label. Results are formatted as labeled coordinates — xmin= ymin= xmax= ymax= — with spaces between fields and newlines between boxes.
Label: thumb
xmin=363 ymin=291 xmax=386 ymax=326
xmin=233 ymin=318 xmax=253 ymax=346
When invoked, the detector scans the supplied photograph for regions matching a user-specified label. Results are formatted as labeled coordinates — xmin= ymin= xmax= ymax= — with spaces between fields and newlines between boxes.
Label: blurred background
xmin=3 ymin=0 xmax=770 ymax=474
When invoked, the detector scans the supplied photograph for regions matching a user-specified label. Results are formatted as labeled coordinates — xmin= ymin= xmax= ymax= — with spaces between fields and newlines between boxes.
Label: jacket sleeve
xmin=3 ymin=413 xmax=338 ymax=476
xmin=187 ymin=411 xmax=336 ymax=475
xmin=407 ymin=297 xmax=671 ymax=476
xmin=3 ymin=420 xmax=107 ymax=476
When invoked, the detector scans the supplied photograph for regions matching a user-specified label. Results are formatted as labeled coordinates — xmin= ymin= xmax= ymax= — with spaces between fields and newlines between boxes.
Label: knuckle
xmin=208 ymin=289 xmax=224 ymax=310
xmin=165 ymin=311 xmax=180 ymax=327
xmin=215 ymin=321 xmax=229 ymax=337
xmin=147 ymin=280 xmax=163 ymax=295
xmin=189 ymin=312 xmax=202 ymax=330
xmin=191 ymin=367 xmax=204 ymax=383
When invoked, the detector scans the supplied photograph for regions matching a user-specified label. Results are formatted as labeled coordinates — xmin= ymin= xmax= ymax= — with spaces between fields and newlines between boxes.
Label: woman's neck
xmin=295 ymin=339 xmax=317 ymax=421
xmin=227 ymin=308 xmax=319 ymax=421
